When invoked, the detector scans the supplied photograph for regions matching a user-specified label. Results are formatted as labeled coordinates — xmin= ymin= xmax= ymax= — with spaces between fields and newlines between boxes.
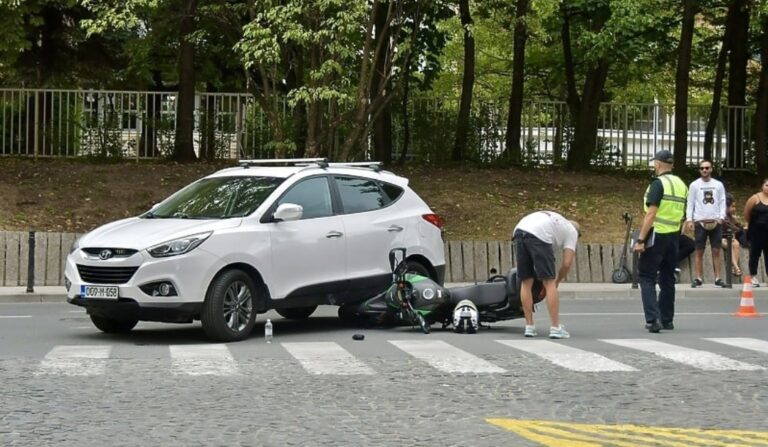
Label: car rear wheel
xmin=406 ymin=260 xmax=431 ymax=279
xmin=201 ymin=269 xmax=258 ymax=342
xmin=90 ymin=314 xmax=138 ymax=333
xmin=276 ymin=306 xmax=317 ymax=320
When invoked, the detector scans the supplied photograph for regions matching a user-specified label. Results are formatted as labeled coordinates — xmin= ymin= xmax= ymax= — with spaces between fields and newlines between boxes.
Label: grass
xmin=0 ymin=157 xmax=761 ymax=243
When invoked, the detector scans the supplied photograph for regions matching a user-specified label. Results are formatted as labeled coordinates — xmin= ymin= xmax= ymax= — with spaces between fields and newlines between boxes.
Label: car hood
xmin=78 ymin=217 xmax=242 ymax=249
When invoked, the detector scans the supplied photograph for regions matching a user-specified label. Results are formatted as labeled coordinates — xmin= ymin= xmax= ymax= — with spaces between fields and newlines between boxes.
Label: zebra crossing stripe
xmin=281 ymin=342 xmax=375 ymax=375
xmin=36 ymin=345 xmax=111 ymax=376
xmin=496 ymin=340 xmax=637 ymax=372
xmin=169 ymin=344 xmax=240 ymax=376
xmin=705 ymin=337 xmax=768 ymax=355
xmin=389 ymin=340 xmax=505 ymax=374
xmin=601 ymin=339 xmax=765 ymax=371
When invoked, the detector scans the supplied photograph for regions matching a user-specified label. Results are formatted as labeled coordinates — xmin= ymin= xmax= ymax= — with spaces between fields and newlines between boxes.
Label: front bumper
xmin=67 ymin=296 xmax=202 ymax=323
xmin=65 ymin=247 xmax=222 ymax=321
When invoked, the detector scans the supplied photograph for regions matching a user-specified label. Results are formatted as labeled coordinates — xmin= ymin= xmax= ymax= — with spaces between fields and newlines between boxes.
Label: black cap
xmin=651 ymin=149 xmax=674 ymax=164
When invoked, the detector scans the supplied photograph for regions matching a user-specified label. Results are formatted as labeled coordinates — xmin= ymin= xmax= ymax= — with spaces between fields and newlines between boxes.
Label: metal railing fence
xmin=0 ymin=88 xmax=757 ymax=169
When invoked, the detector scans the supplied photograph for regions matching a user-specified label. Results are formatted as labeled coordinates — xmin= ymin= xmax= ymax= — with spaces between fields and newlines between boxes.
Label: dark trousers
xmin=748 ymin=229 xmax=768 ymax=276
xmin=638 ymin=232 xmax=679 ymax=324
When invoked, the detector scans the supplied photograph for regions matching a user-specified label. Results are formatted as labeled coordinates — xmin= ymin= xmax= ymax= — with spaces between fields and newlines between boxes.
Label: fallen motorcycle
xmin=338 ymin=248 xmax=545 ymax=333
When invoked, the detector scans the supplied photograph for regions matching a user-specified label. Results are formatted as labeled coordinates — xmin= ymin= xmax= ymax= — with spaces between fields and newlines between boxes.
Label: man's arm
xmin=556 ymin=248 xmax=575 ymax=286
xmin=634 ymin=205 xmax=658 ymax=253
xmin=718 ymin=183 xmax=727 ymax=221
xmin=685 ymin=181 xmax=696 ymax=231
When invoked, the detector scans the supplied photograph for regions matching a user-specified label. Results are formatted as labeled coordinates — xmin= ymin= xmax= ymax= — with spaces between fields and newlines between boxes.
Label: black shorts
xmin=514 ymin=230 xmax=556 ymax=280
xmin=694 ymin=222 xmax=723 ymax=249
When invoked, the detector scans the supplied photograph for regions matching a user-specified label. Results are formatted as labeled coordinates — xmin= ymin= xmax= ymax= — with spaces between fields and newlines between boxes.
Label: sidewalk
xmin=1 ymin=282 xmax=767 ymax=303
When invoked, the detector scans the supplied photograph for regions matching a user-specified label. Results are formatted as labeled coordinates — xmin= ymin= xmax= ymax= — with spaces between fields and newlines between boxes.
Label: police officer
xmin=634 ymin=150 xmax=688 ymax=333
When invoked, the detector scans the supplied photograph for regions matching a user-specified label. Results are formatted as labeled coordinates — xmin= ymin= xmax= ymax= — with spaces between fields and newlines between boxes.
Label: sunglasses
xmin=699 ymin=167 xmax=712 ymax=170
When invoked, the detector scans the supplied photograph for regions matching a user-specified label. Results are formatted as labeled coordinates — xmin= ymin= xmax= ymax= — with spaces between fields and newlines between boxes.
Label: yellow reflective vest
xmin=644 ymin=173 xmax=688 ymax=234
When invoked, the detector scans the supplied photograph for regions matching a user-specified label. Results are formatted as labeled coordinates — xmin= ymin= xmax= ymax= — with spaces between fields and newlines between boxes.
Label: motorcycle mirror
xmin=389 ymin=248 xmax=406 ymax=272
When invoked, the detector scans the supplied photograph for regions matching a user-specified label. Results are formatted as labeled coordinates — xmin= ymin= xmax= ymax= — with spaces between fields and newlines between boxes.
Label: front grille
xmin=77 ymin=265 xmax=139 ymax=284
xmin=81 ymin=248 xmax=138 ymax=258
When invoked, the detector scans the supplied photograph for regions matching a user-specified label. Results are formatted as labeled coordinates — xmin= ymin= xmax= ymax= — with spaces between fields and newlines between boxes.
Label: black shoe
xmin=714 ymin=278 xmax=726 ymax=288
xmin=662 ymin=321 xmax=674 ymax=330
xmin=645 ymin=321 xmax=662 ymax=333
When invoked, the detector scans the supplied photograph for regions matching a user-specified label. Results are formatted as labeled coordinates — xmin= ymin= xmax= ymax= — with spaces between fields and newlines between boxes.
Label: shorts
xmin=694 ymin=221 xmax=723 ymax=249
xmin=514 ymin=230 xmax=556 ymax=280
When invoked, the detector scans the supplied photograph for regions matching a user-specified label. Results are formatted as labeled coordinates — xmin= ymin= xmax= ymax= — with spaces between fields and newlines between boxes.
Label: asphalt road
xmin=1 ymin=296 xmax=767 ymax=446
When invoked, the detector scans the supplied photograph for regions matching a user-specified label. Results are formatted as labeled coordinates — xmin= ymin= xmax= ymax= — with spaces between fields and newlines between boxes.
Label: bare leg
xmin=543 ymin=278 xmax=560 ymax=327
xmin=694 ymin=248 xmax=704 ymax=278
xmin=731 ymin=240 xmax=741 ymax=274
xmin=712 ymin=246 xmax=722 ymax=279
xmin=520 ymin=278 xmax=534 ymax=326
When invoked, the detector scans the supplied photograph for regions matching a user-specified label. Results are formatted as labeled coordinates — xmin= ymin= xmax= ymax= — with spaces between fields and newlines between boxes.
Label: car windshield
xmin=145 ymin=176 xmax=284 ymax=219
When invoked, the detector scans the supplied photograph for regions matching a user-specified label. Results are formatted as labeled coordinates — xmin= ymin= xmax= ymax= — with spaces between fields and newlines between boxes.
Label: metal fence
xmin=0 ymin=88 xmax=757 ymax=169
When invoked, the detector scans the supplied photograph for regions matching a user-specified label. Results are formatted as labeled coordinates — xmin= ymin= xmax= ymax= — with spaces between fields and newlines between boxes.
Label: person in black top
xmin=743 ymin=178 xmax=768 ymax=287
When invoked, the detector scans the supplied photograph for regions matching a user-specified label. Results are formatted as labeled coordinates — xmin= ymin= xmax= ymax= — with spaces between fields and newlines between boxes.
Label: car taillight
xmin=422 ymin=213 xmax=444 ymax=230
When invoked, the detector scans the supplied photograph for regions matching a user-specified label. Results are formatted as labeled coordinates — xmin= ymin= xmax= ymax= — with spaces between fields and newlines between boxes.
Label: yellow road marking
xmin=486 ymin=419 xmax=768 ymax=447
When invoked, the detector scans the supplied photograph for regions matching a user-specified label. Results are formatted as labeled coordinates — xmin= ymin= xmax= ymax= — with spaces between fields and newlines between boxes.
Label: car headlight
xmin=147 ymin=232 xmax=212 ymax=258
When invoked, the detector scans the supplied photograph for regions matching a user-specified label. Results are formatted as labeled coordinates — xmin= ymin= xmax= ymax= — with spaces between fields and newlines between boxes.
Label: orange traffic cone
xmin=734 ymin=275 xmax=762 ymax=318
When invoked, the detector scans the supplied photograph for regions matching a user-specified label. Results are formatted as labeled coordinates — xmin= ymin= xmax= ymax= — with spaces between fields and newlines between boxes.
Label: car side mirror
xmin=273 ymin=203 xmax=303 ymax=222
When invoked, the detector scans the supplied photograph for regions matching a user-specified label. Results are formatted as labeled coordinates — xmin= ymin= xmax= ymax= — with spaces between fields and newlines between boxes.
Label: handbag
xmin=699 ymin=220 xmax=718 ymax=231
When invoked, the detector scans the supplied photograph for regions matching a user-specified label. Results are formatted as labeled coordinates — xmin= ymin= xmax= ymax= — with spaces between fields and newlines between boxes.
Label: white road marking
xmin=282 ymin=342 xmax=374 ymax=375
xmin=169 ymin=344 xmax=240 ymax=376
xmin=0 ymin=315 xmax=32 ymax=319
xmin=36 ymin=345 xmax=111 ymax=376
xmin=496 ymin=340 xmax=637 ymax=372
xmin=389 ymin=340 xmax=505 ymax=374
xmin=705 ymin=338 xmax=768 ymax=355
xmin=601 ymin=339 xmax=765 ymax=371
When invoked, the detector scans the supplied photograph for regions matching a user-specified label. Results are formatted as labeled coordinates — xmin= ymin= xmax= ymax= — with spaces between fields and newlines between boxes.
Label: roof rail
xmin=327 ymin=162 xmax=384 ymax=172
xmin=238 ymin=158 xmax=328 ymax=168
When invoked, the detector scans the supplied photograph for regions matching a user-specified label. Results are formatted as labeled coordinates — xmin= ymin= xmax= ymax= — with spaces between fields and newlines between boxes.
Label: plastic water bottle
xmin=264 ymin=318 xmax=273 ymax=343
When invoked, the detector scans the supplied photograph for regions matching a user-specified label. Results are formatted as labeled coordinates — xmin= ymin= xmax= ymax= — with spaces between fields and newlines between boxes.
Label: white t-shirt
xmin=686 ymin=178 xmax=726 ymax=221
xmin=514 ymin=211 xmax=578 ymax=250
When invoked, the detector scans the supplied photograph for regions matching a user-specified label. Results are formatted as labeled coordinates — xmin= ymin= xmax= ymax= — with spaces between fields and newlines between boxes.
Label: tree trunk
xmin=371 ymin=0 xmax=393 ymax=164
xmin=567 ymin=60 xmax=610 ymax=169
xmin=755 ymin=14 xmax=768 ymax=178
xmin=725 ymin=0 xmax=749 ymax=169
xmin=673 ymin=0 xmax=697 ymax=170
xmin=139 ymin=71 xmax=164 ymax=158
xmin=504 ymin=0 xmax=530 ymax=164
xmin=172 ymin=0 xmax=198 ymax=162
xmin=452 ymin=0 xmax=475 ymax=162
xmin=703 ymin=11 xmax=731 ymax=161
xmin=398 ymin=80 xmax=411 ymax=165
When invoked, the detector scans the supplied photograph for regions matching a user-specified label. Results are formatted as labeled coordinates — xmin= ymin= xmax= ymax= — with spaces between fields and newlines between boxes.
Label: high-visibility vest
xmin=644 ymin=173 xmax=687 ymax=234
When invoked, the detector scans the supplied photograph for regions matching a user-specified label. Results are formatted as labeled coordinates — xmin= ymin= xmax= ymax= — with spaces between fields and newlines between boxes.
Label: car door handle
xmin=387 ymin=225 xmax=404 ymax=233
xmin=326 ymin=231 xmax=344 ymax=239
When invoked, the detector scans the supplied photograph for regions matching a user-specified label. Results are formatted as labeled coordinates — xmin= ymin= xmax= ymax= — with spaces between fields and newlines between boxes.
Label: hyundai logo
xmin=99 ymin=249 xmax=113 ymax=260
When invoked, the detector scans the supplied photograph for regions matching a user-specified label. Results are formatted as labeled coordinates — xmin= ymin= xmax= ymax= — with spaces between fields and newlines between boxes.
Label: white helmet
xmin=452 ymin=299 xmax=479 ymax=334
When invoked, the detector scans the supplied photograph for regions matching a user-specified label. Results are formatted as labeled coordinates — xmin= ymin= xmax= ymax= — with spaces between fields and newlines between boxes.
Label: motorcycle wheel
xmin=611 ymin=267 xmax=631 ymax=284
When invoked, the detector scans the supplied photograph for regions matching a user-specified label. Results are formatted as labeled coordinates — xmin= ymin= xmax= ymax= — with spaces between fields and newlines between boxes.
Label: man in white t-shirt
xmin=512 ymin=211 xmax=580 ymax=339
xmin=685 ymin=160 xmax=727 ymax=288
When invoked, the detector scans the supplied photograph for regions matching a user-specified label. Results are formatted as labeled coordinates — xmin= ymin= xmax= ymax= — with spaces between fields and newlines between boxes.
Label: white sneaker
xmin=524 ymin=325 xmax=537 ymax=337
xmin=549 ymin=325 xmax=570 ymax=339
xmin=752 ymin=277 xmax=761 ymax=288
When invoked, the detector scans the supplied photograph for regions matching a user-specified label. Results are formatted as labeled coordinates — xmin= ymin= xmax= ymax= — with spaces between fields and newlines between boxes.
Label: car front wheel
xmin=90 ymin=314 xmax=138 ymax=333
xmin=201 ymin=269 xmax=258 ymax=342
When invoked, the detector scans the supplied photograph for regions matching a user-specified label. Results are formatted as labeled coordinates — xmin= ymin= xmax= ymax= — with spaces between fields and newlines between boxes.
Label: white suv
xmin=65 ymin=159 xmax=446 ymax=341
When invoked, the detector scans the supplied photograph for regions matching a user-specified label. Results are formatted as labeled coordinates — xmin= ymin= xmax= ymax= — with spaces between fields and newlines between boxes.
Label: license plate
xmin=80 ymin=285 xmax=119 ymax=299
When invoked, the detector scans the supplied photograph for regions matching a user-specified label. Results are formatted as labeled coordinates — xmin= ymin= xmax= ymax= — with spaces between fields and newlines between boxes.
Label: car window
xmin=277 ymin=177 xmax=333 ymax=219
xmin=335 ymin=176 xmax=387 ymax=214
xmin=148 ymin=176 xmax=283 ymax=219
xmin=379 ymin=182 xmax=403 ymax=203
